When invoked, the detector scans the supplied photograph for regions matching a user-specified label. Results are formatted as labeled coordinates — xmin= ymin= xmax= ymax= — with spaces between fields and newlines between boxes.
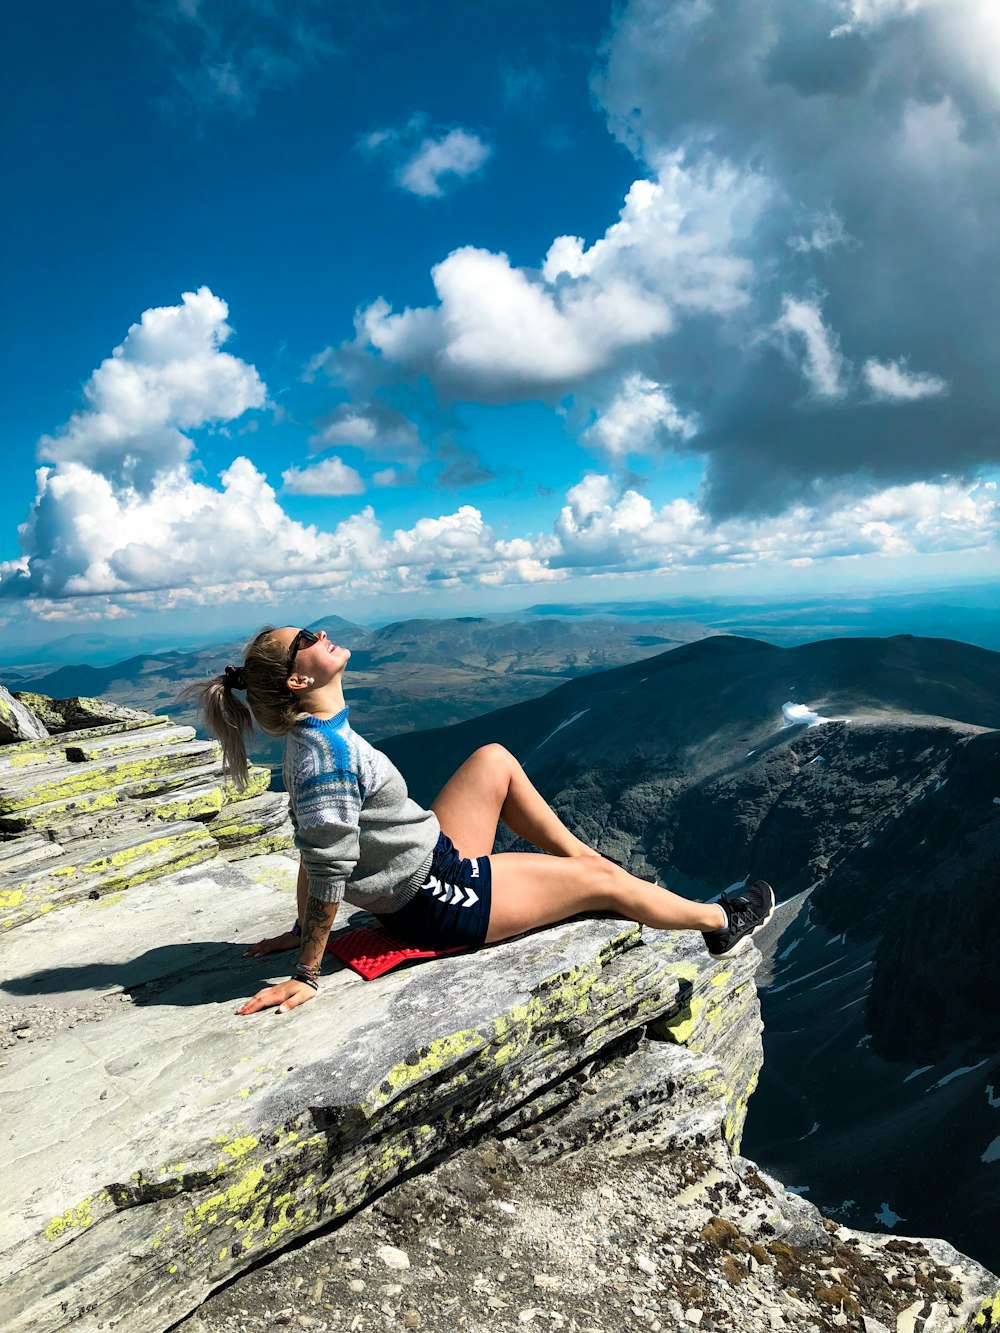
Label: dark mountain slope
xmin=382 ymin=633 xmax=1000 ymax=805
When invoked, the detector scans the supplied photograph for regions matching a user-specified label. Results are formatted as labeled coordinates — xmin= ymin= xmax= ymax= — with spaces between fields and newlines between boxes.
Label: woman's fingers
xmin=235 ymin=979 xmax=315 ymax=1016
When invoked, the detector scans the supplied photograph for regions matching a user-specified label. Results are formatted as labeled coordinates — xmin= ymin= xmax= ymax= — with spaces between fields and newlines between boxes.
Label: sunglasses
xmin=286 ymin=627 xmax=320 ymax=671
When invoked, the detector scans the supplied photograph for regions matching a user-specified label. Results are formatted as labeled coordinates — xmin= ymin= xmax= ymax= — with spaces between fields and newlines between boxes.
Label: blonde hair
xmin=182 ymin=626 xmax=302 ymax=789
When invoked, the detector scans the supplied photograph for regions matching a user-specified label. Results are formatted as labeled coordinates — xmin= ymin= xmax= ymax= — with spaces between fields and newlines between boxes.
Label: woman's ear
xmin=286 ymin=674 xmax=315 ymax=691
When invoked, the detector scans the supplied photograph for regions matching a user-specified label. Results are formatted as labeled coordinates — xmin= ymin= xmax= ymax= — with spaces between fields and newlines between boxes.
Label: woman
xmin=192 ymin=625 xmax=774 ymax=1018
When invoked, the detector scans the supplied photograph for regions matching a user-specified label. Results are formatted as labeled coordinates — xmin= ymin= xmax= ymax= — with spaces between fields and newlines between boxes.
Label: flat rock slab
xmin=0 ymin=848 xmax=749 ymax=1333
xmin=1 ymin=853 xmax=300 ymax=1014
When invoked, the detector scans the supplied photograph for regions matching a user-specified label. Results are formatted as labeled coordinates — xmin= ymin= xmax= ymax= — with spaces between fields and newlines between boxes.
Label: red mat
xmin=325 ymin=925 xmax=468 ymax=979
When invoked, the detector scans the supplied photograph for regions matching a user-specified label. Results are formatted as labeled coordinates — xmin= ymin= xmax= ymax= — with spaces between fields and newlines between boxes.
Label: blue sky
xmin=1 ymin=0 xmax=998 ymax=645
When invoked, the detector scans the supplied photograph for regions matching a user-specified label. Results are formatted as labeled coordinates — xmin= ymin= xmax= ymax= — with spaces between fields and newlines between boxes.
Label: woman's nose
xmin=317 ymin=630 xmax=328 ymax=641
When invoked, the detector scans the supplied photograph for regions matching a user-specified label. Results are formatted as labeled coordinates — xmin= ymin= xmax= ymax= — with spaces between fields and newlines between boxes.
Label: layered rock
xmin=0 ymin=685 xmax=49 ymax=743
xmin=0 ymin=694 xmax=293 ymax=931
xmin=11 ymin=692 xmax=160 ymax=733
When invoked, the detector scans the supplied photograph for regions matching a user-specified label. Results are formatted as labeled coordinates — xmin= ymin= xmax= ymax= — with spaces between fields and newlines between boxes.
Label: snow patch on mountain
xmin=533 ymin=708 xmax=590 ymax=754
xmin=782 ymin=702 xmax=843 ymax=727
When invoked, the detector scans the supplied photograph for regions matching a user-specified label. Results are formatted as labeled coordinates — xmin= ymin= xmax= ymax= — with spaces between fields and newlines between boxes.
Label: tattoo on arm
xmin=300 ymin=893 xmax=338 ymax=967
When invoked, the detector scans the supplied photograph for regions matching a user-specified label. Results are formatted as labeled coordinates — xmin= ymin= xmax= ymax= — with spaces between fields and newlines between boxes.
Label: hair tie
xmin=223 ymin=664 xmax=247 ymax=691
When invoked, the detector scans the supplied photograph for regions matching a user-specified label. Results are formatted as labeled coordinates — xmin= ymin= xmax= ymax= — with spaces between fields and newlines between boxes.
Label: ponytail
xmin=181 ymin=626 xmax=303 ymax=790
xmin=182 ymin=674 xmax=256 ymax=790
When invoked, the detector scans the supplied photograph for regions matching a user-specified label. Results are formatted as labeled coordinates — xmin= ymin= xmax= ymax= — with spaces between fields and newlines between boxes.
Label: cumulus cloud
xmin=863 ymin=358 xmax=949 ymax=401
xmin=583 ymin=373 xmax=698 ymax=458
xmin=361 ymin=116 xmax=491 ymax=197
xmin=552 ymin=473 xmax=998 ymax=573
xmin=282 ymin=458 xmax=365 ymax=496
xmin=590 ymin=0 xmax=1000 ymax=514
xmin=3 ymin=448 xmax=994 ymax=611
xmin=0 ymin=455 xmax=549 ymax=604
xmin=3 ymin=290 xmax=543 ymax=608
xmin=38 ymin=286 xmax=266 ymax=488
xmin=353 ymin=159 xmax=766 ymax=401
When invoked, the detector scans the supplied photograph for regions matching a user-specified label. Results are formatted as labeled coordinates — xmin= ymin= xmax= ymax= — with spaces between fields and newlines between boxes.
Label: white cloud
xmin=1 ymin=455 xmax=548 ymax=604
xmin=398 ymin=129 xmax=491 ymax=198
xmin=361 ymin=117 xmax=491 ymax=198
xmin=551 ymin=473 xmax=997 ymax=572
xmin=309 ymin=402 xmax=420 ymax=457
xmin=3 ymin=454 xmax=995 ymax=610
xmin=590 ymin=0 xmax=1000 ymax=512
xmin=788 ymin=211 xmax=852 ymax=254
xmin=583 ymin=373 xmax=698 ymax=459
xmin=282 ymin=458 xmax=365 ymax=496
xmin=355 ymin=156 xmax=766 ymax=400
xmin=775 ymin=297 xmax=846 ymax=399
xmin=863 ymin=358 xmax=949 ymax=401
xmin=38 ymin=287 xmax=266 ymax=487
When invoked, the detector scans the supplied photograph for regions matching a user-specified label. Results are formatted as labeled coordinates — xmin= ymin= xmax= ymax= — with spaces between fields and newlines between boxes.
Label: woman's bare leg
xmin=431 ymin=743 xmax=596 ymax=860
xmin=431 ymin=743 xmax=726 ymax=945
xmin=486 ymin=853 xmax=727 ymax=944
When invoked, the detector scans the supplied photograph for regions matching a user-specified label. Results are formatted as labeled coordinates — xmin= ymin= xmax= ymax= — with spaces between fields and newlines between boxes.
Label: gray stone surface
xmin=0 ymin=684 xmax=49 ymax=743
xmin=0 ymin=843 xmax=763 ymax=1333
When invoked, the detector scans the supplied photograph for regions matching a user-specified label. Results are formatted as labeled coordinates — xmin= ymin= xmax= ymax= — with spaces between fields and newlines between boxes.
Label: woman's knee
xmin=473 ymin=743 xmax=518 ymax=788
xmin=582 ymin=856 xmax=622 ymax=910
xmin=474 ymin=742 xmax=515 ymax=768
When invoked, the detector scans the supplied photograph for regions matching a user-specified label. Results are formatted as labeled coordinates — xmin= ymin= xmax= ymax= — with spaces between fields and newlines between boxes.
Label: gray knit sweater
xmin=282 ymin=708 xmax=439 ymax=913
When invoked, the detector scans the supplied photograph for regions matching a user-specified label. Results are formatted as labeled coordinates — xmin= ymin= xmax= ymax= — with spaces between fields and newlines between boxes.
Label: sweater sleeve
xmin=289 ymin=768 xmax=362 ymax=905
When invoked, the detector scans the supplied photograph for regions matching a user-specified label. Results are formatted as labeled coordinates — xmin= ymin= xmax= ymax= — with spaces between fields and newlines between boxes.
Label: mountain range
xmin=6 ymin=616 xmax=712 ymax=764
xmin=380 ymin=633 xmax=1000 ymax=1271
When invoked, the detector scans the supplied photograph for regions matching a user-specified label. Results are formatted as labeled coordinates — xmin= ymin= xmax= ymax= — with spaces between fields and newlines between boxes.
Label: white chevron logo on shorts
xmin=426 ymin=875 xmax=479 ymax=908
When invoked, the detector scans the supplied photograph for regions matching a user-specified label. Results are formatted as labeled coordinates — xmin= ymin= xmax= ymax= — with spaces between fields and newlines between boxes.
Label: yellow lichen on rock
xmin=960 ymin=1290 xmax=1000 ymax=1330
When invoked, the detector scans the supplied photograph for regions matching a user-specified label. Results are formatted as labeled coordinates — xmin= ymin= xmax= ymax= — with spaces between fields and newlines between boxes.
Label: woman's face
xmin=275 ymin=626 xmax=351 ymax=684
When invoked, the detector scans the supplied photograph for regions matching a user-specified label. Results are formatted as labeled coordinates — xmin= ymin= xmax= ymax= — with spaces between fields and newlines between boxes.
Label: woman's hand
xmin=236 ymin=979 xmax=316 ymax=1016
xmin=243 ymin=930 xmax=300 ymax=959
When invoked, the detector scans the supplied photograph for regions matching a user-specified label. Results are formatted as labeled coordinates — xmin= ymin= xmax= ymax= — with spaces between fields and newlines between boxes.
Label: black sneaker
xmin=702 ymin=880 xmax=776 ymax=957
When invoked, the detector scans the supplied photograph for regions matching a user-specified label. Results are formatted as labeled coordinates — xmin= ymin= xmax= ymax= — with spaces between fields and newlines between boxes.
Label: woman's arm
xmin=241 ymin=858 xmax=310 ymax=959
xmin=236 ymin=885 xmax=339 ymax=1017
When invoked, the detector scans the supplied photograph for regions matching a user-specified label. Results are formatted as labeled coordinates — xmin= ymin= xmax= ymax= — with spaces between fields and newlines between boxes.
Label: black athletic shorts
xmin=375 ymin=831 xmax=492 ymax=949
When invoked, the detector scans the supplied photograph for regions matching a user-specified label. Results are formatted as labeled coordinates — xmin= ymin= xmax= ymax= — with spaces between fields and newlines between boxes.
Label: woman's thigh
xmin=431 ymin=744 xmax=511 ymax=859
xmin=485 ymin=852 xmax=617 ymax=943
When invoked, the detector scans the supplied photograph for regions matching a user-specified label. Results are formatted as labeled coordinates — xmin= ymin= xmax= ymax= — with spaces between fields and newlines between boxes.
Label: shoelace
xmin=722 ymin=895 xmax=755 ymax=931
